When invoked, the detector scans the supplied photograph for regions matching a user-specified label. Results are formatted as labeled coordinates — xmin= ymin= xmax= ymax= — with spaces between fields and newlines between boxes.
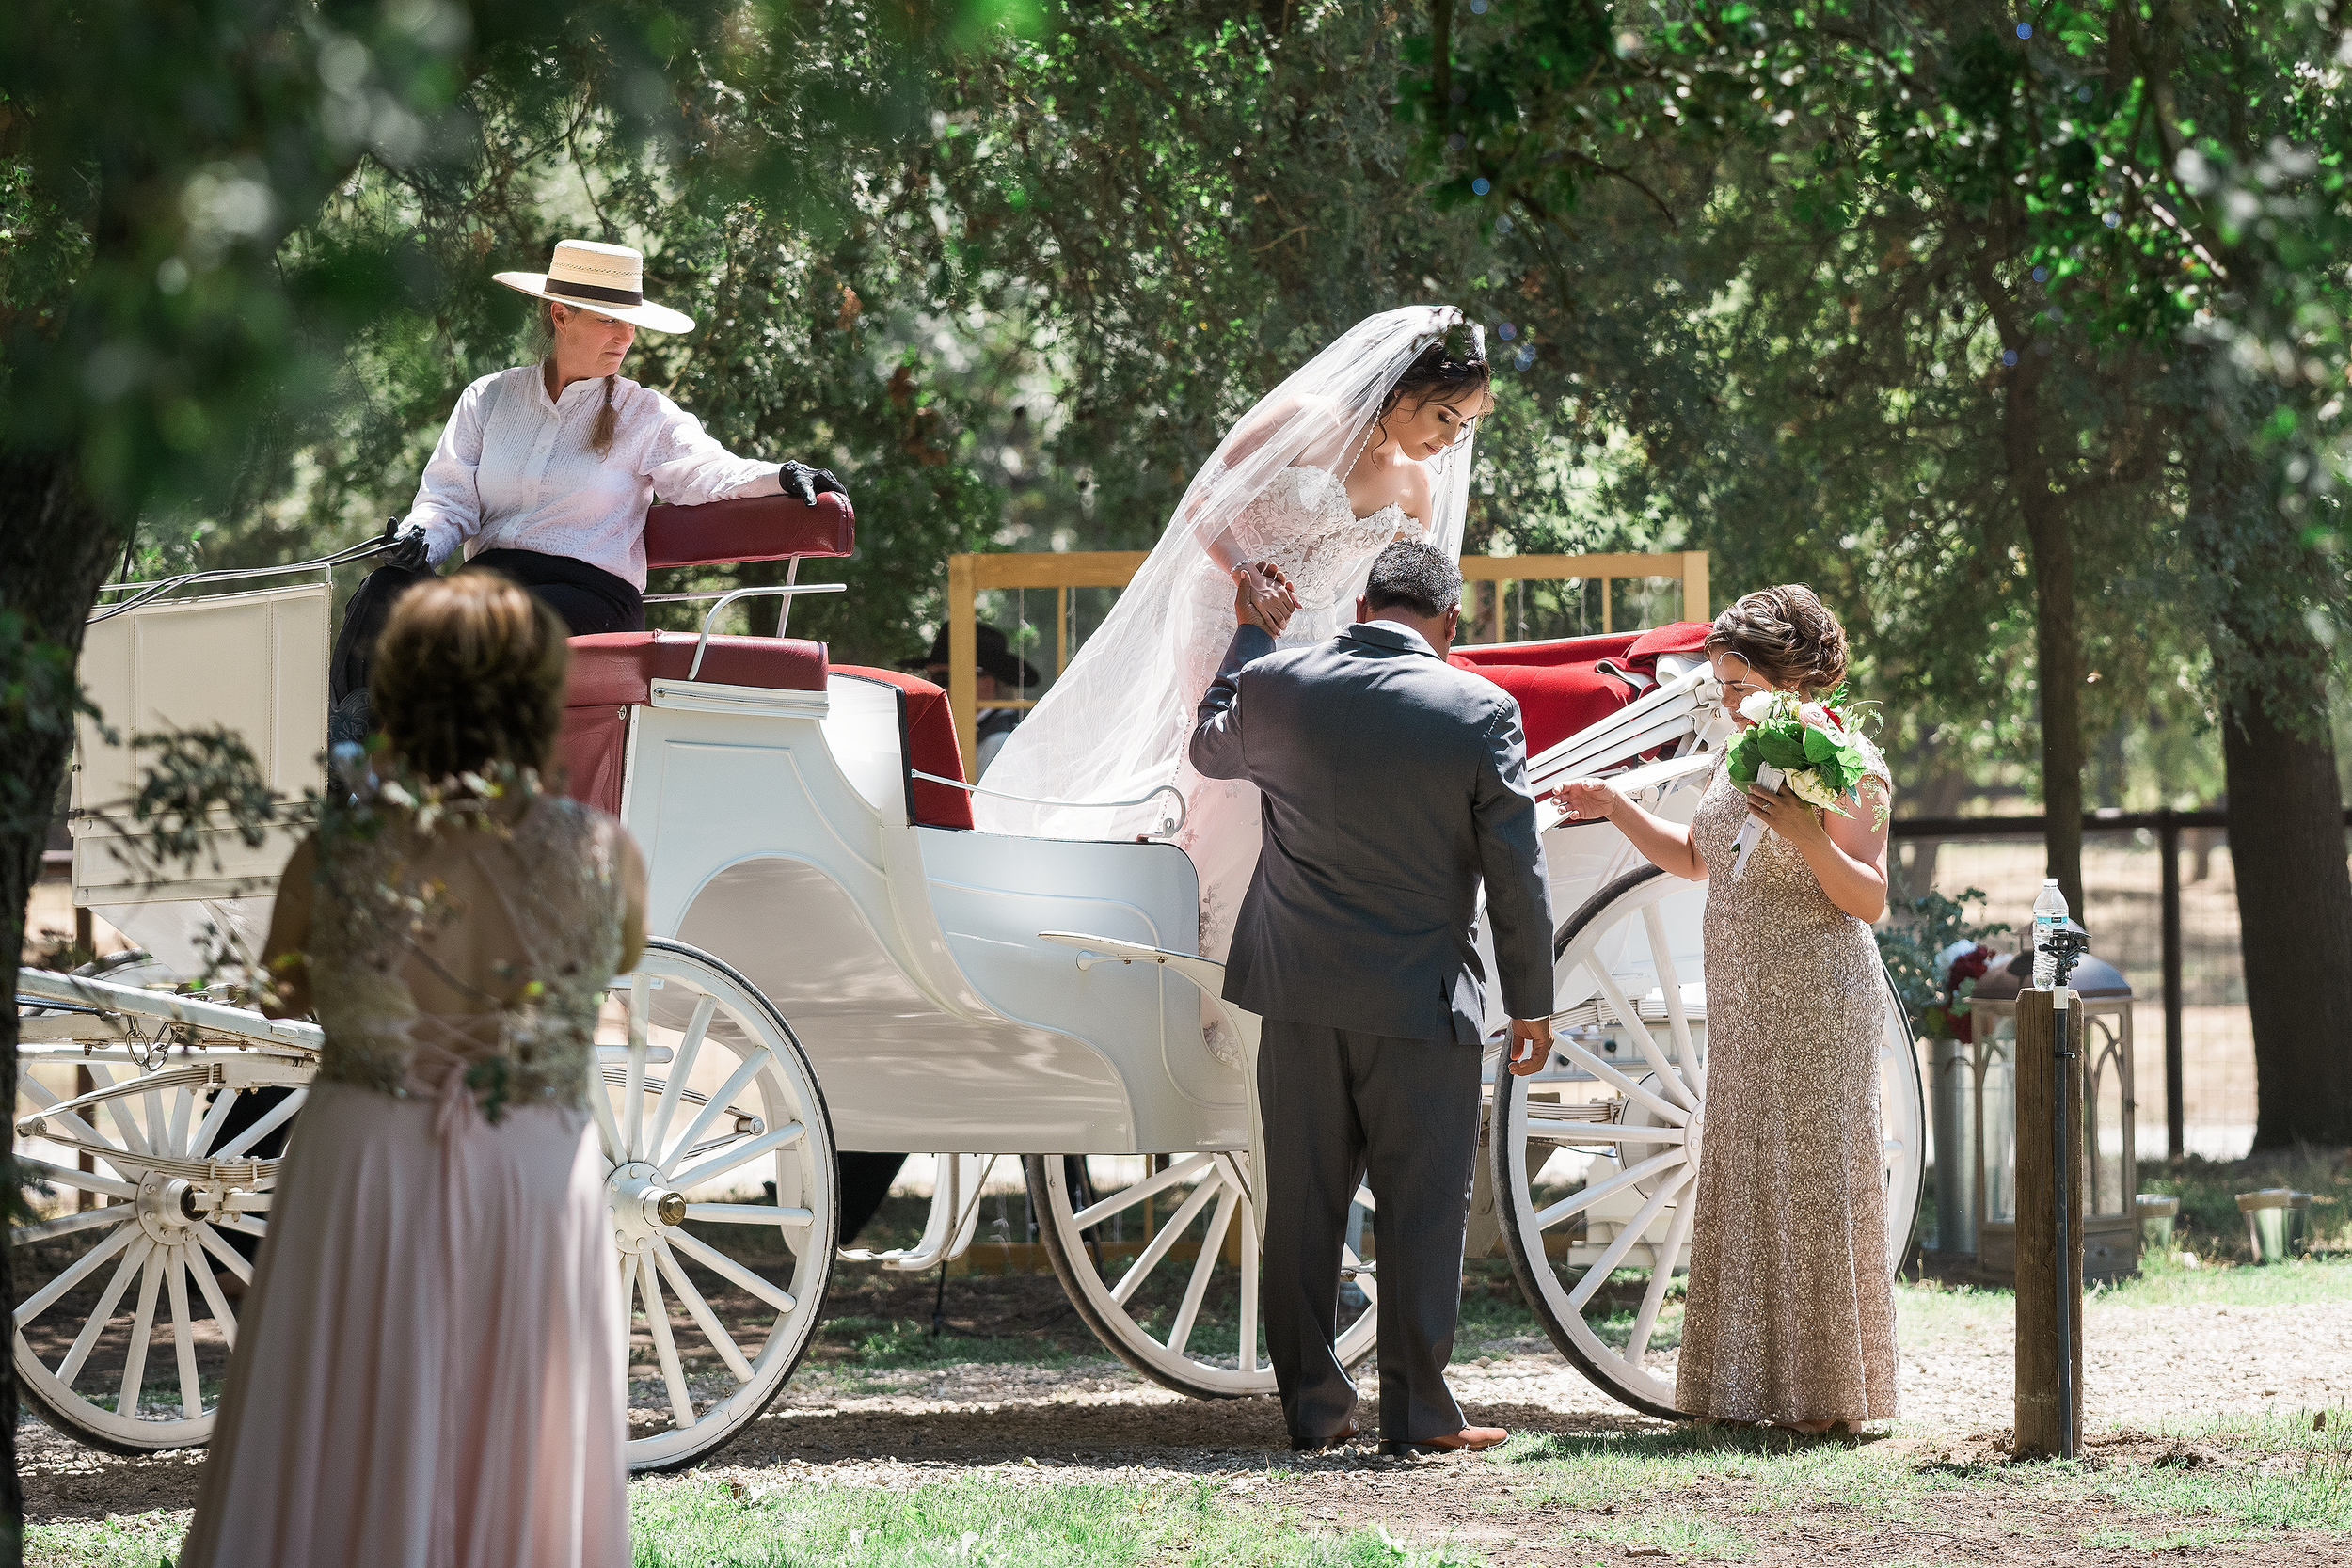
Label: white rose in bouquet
xmin=1738 ymin=690 xmax=1775 ymax=723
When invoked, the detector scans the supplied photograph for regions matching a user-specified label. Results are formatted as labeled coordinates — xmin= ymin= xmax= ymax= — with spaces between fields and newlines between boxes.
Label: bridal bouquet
xmin=1724 ymin=688 xmax=1880 ymax=877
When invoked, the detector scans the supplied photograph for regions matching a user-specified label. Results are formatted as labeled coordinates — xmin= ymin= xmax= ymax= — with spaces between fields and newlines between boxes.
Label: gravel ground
xmin=24 ymin=1279 xmax=2351 ymax=1525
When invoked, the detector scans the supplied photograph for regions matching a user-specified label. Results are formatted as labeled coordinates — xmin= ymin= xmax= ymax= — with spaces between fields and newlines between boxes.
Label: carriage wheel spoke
xmin=669 ymin=1121 xmax=804 ymax=1193
xmin=1566 ymin=1166 xmax=1693 ymax=1313
xmin=164 ymin=1081 xmax=194 ymax=1155
xmin=215 ymin=1087 xmax=307 ymax=1160
xmin=659 ymin=1050 xmax=774 ymax=1178
xmin=1236 ymin=1191 xmax=1260 ymax=1374
xmin=164 ymin=1250 xmax=203 ymax=1419
xmin=1554 ymin=1037 xmax=1688 ymax=1127
xmin=1625 ymin=1191 xmax=1697 ymax=1365
xmin=1071 ymin=1154 xmax=1213 ymax=1232
xmin=188 ymin=1242 xmax=240 ymax=1353
xmin=1342 ymin=1240 xmax=1378 ymax=1306
xmin=638 ymin=1254 xmax=697 ymax=1431
xmin=1532 ymin=1146 xmax=1689 ymax=1231
xmin=1641 ymin=904 xmax=1704 ymax=1099
xmin=683 ymin=1203 xmax=812 ymax=1227
xmin=1166 ymin=1183 xmax=1237 ymax=1359
xmin=622 ymin=976 xmax=650 ymax=1160
xmin=653 ymin=1239 xmax=755 ymax=1384
xmin=1582 ymin=960 xmax=1694 ymax=1113
xmin=189 ymin=1083 xmax=245 ymax=1159
xmin=116 ymin=1245 xmax=167 ymax=1418
xmin=590 ymin=1070 xmax=628 ymax=1165
xmin=667 ymin=1227 xmax=797 ymax=1315
xmin=1110 ymin=1171 xmax=1221 ymax=1309
xmin=16 ymin=1220 xmax=137 ymax=1328
xmin=644 ymin=995 xmax=714 ymax=1163
xmin=191 ymin=1221 xmax=255 ymax=1285
xmin=15 ymin=1206 xmax=136 ymax=1246
xmin=58 ymin=1234 xmax=153 ymax=1387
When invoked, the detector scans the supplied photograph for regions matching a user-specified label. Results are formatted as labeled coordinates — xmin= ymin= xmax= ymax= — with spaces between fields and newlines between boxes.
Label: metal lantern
xmin=1940 ymin=949 xmax=2138 ymax=1284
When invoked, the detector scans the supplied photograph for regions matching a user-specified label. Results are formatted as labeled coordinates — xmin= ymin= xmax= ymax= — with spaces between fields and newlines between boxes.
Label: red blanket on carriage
xmin=1448 ymin=622 xmax=1711 ymax=758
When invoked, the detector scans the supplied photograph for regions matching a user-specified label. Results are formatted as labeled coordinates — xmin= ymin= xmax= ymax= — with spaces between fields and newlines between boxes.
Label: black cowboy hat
xmin=900 ymin=622 xmax=1042 ymax=691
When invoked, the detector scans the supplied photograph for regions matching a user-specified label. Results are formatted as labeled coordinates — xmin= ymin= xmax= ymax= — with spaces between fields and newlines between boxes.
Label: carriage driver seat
xmin=548 ymin=492 xmax=977 ymax=829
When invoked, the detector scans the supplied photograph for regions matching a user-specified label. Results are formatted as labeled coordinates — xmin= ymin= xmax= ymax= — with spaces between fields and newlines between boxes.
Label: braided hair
xmin=370 ymin=573 xmax=571 ymax=782
xmin=539 ymin=303 xmax=621 ymax=455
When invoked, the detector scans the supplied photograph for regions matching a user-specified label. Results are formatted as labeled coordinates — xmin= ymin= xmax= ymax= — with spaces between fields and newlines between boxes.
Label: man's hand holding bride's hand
xmin=1553 ymin=778 xmax=1628 ymax=823
xmin=1506 ymin=1016 xmax=1555 ymax=1078
xmin=1232 ymin=561 xmax=1301 ymax=636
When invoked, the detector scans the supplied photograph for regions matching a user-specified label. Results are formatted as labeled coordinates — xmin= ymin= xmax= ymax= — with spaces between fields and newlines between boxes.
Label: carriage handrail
xmin=88 ymin=533 xmax=401 ymax=623
xmin=1525 ymin=663 xmax=1722 ymax=790
xmin=682 ymin=583 xmax=848 ymax=678
xmin=908 ymin=774 xmax=1188 ymax=839
xmin=16 ymin=969 xmax=324 ymax=1052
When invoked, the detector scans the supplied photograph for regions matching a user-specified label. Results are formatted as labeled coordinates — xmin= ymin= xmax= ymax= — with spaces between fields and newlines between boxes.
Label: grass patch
xmin=1552 ymin=1509 xmax=1755 ymax=1560
xmin=26 ymin=1510 xmax=188 ymax=1568
xmin=630 ymin=1477 xmax=1491 ymax=1566
xmin=1501 ymin=1424 xmax=1931 ymax=1520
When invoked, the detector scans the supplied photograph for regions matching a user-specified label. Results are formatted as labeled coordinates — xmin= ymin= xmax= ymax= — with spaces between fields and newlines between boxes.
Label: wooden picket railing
xmin=944 ymin=548 xmax=1710 ymax=768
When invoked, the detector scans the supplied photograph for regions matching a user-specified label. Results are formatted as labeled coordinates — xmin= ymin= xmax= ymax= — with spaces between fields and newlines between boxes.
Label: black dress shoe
xmin=1291 ymin=1423 xmax=1359 ymax=1452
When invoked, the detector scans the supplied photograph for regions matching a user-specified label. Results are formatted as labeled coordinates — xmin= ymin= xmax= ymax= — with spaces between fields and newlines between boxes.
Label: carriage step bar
xmin=16 ymin=969 xmax=324 ymax=1052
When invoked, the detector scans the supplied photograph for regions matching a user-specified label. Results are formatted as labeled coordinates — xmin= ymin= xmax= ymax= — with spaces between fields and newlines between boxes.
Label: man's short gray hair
xmin=1363 ymin=538 xmax=1462 ymax=620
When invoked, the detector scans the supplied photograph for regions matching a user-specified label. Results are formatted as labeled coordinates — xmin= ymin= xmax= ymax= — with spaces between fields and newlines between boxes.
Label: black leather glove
xmin=779 ymin=461 xmax=848 ymax=508
xmin=375 ymin=518 xmax=431 ymax=573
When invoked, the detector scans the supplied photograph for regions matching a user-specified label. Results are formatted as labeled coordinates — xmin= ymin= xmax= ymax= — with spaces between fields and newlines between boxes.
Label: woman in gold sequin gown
xmin=1556 ymin=586 xmax=1898 ymax=1433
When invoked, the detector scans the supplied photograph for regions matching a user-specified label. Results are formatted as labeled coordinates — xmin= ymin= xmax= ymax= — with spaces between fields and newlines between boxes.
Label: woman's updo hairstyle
xmin=1705 ymin=584 xmax=1850 ymax=696
xmin=1377 ymin=325 xmax=1491 ymax=424
xmin=371 ymin=573 xmax=571 ymax=782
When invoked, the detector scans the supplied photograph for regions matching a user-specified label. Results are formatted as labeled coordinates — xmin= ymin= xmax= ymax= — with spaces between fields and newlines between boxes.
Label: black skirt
xmin=466 ymin=549 xmax=644 ymax=637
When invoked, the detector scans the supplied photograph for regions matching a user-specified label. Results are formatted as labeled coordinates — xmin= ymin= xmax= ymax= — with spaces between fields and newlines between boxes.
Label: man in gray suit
xmin=1190 ymin=538 xmax=1555 ymax=1455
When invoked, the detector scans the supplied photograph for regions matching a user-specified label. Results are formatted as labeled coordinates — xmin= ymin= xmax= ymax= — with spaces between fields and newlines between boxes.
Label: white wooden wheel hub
xmin=607 ymin=1163 xmax=691 ymax=1253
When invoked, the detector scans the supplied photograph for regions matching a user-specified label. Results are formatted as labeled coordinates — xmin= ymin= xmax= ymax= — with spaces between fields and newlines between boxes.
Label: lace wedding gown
xmin=181 ymin=796 xmax=633 ymax=1568
xmin=1172 ymin=465 xmax=1421 ymax=1055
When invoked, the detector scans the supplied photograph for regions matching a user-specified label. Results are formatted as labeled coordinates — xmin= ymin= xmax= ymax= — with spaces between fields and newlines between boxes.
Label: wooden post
xmin=2014 ymin=987 xmax=2085 ymax=1459
xmin=2159 ymin=809 xmax=2185 ymax=1160
xmin=1681 ymin=549 xmax=1710 ymax=622
xmin=947 ymin=553 xmax=978 ymax=773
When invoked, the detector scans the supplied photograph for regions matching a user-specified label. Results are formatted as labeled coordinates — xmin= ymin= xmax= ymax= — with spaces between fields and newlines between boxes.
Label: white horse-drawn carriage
xmin=15 ymin=497 xmax=1922 ymax=1467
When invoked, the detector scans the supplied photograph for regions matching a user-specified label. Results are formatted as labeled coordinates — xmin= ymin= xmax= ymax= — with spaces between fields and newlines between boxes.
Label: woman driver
xmin=393 ymin=238 xmax=846 ymax=635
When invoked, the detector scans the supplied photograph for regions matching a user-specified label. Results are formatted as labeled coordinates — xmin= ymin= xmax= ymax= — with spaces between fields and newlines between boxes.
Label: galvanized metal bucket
xmin=2236 ymin=1188 xmax=2312 ymax=1263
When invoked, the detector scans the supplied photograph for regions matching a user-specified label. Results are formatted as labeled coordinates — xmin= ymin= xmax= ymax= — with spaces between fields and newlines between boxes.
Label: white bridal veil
xmin=976 ymin=304 xmax=1482 ymax=841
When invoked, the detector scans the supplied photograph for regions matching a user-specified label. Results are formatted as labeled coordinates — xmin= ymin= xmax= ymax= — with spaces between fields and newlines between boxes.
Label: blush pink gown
xmin=179 ymin=796 xmax=633 ymax=1568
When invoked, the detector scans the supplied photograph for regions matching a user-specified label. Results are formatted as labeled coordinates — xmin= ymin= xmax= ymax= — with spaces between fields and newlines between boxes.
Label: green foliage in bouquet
xmin=1724 ymin=685 xmax=1878 ymax=814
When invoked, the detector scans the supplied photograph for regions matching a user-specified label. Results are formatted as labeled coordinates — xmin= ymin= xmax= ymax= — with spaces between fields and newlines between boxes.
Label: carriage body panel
xmin=616 ymin=673 xmax=1242 ymax=1157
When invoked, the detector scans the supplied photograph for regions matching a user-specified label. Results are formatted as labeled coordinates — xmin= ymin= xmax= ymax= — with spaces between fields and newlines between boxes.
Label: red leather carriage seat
xmin=827 ymin=667 xmax=974 ymax=830
xmin=556 ymin=632 xmax=829 ymax=815
xmin=1449 ymin=622 xmax=1712 ymax=757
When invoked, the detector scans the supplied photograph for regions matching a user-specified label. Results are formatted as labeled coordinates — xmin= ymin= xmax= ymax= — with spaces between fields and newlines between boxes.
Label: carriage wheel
xmin=1491 ymin=867 xmax=1925 ymax=1419
xmin=599 ymin=940 xmax=837 ymax=1471
xmin=12 ymin=957 xmax=297 ymax=1454
xmin=1027 ymin=1152 xmax=1378 ymax=1399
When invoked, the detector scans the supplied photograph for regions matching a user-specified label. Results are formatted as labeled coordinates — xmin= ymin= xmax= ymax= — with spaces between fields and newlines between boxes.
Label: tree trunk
xmin=1 ymin=438 xmax=123 ymax=1560
xmin=1976 ymin=256 xmax=2087 ymax=917
xmin=2221 ymin=673 xmax=2352 ymax=1147
xmin=2183 ymin=403 xmax=2352 ymax=1148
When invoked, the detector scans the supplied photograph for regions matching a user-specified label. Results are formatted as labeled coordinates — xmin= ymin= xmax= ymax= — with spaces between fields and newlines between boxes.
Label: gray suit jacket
xmin=1189 ymin=620 xmax=1555 ymax=1043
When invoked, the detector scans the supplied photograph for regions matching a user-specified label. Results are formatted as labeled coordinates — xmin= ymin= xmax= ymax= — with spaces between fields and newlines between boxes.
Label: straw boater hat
xmin=493 ymin=239 xmax=696 ymax=334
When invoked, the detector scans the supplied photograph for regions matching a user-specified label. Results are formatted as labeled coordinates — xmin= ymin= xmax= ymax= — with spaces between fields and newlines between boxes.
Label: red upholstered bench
xmin=557 ymin=632 xmax=830 ymax=815
xmin=827 ymin=668 xmax=974 ymax=830
xmin=1450 ymin=622 xmax=1713 ymax=757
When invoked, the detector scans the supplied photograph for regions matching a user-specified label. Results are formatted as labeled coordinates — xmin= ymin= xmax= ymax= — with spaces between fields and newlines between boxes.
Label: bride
xmin=977 ymin=306 xmax=1490 ymax=1057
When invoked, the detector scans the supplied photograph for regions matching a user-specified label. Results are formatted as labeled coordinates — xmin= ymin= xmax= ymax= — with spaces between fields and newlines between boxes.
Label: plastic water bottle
xmin=2031 ymin=879 xmax=2069 ymax=990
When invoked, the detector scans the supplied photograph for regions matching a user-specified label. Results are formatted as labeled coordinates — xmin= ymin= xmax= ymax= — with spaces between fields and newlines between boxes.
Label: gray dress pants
xmin=1257 ymin=1019 xmax=1482 ymax=1446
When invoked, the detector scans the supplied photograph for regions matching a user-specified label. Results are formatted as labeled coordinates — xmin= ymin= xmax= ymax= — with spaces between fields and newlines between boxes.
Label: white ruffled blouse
xmin=403 ymin=366 xmax=785 ymax=591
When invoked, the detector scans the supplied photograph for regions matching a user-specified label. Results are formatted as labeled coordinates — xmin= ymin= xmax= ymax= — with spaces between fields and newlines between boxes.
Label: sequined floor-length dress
xmin=180 ymin=797 xmax=633 ymax=1568
xmin=1675 ymin=761 xmax=1899 ymax=1425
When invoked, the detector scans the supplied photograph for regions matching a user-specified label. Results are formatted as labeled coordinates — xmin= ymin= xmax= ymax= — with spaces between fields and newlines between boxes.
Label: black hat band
xmin=548 ymin=277 xmax=645 ymax=308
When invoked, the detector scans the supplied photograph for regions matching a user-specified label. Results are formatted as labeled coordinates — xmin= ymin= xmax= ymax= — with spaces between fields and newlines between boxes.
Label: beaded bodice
xmin=1231 ymin=466 xmax=1419 ymax=610
xmin=306 ymin=794 xmax=627 ymax=1116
